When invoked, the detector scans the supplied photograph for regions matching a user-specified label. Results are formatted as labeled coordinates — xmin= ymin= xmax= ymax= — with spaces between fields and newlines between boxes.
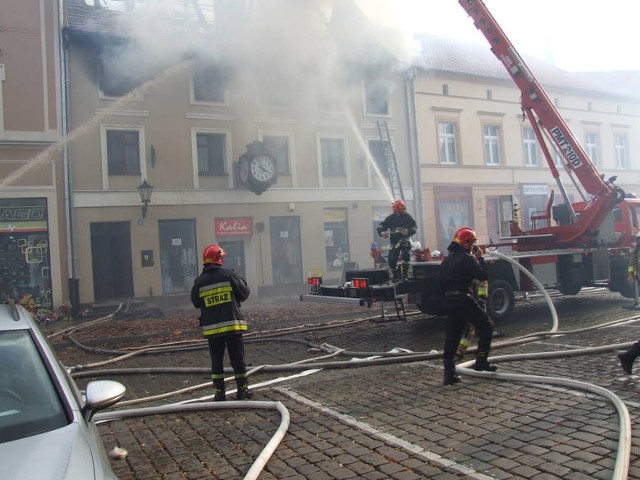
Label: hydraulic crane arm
xmin=459 ymin=0 xmax=625 ymax=248
xmin=458 ymin=0 xmax=613 ymax=197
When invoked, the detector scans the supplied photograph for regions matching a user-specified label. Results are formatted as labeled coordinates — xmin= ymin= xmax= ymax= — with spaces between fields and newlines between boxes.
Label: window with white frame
xmin=523 ymin=127 xmax=539 ymax=166
xmin=320 ymin=137 xmax=346 ymax=177
xmin=438 ymin=121 xmax=458 ymax=164
xmin=192 ymin=64 xmax=226 ymax=103
xmin=263 ymin=135 xmax=291 ymax=175
xmin=196 ymin=132 xmax=226 ymax=175
xmin=585 ymin=131 xmax=600 ymax=166
xmin=483 ymin=124 xmax=501 ymax=165
xmin=363 ymin=82 xmax=389 ymax=116
xmin=106 ymin=129 xmax=141 ymax=175
xmin=615 ymin=134 xmax=628 ymax=169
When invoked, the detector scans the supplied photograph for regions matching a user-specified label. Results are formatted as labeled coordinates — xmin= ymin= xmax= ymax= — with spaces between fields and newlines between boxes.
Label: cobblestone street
xmin=48 ymin=289 xmax=640 ymax=479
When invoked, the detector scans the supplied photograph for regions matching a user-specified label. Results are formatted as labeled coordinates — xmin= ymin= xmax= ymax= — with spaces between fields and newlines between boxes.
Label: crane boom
xmin=458 ymin=0 xmax=625 ymax=249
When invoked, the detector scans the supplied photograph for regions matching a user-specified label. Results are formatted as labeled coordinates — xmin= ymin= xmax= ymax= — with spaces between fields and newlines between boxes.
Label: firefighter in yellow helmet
xmin=376 ymin=199 xmax=417 ymax=280
xmin=439 ymin=227 xmax=497 ymax=385
xmin=191 ymin=245 xmax=252 ymax=401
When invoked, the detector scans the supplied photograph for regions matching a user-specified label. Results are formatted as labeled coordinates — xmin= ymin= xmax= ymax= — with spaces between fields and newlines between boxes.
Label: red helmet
xmin=453 ymin=227 xmax=478 ymax=251
xmin=392 ymin=199 xmax=406 ymax=214
xmin=202 ymin=245 xmax=225 ymax=265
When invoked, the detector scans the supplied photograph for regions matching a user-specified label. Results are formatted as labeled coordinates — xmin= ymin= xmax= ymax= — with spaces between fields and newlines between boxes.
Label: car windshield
xmin=0 ymin=331 xmax=68 ymax=443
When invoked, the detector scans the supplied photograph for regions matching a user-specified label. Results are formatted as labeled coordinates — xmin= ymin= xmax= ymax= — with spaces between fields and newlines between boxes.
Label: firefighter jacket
xmin=377 ymin=212 xmax=417 ymax=248
xmin=439 ymin=242 xmax=489 ymax=299
xmin=191 ymin=264 xmax=250 ymax=338
xmin=628 ymin=244 xmax=640 ymax=279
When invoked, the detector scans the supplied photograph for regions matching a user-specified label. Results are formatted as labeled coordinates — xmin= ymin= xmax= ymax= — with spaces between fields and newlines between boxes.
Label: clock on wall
xmin=236 ymin=141 xmax=278 ymax=195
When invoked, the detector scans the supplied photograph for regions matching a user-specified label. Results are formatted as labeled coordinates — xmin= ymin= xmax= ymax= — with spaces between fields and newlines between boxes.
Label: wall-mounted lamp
xmin=137 ymin=179 xmax=154 ymax=218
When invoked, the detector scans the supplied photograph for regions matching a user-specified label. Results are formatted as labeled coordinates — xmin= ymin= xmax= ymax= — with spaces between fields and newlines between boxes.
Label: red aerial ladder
xmin=459 ymin=0 xmax=627 ymax=251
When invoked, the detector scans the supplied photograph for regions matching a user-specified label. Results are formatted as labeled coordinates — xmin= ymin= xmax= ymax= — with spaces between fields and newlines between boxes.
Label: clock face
xmin=249 ymin=155 xmax=276 ymax=183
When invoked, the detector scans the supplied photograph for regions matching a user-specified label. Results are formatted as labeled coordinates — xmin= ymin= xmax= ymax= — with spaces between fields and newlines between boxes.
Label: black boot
xmin=235 ymin=376 xmax=253 ymax=400
xmin=212 ymin=378 xmax=226 ymax=401
xmin=473 ymin=351 xmax=498 ymax=372
xmin=443 ymin=359 xmax=461 ymax=385
xmin=618 ymin=343 xmax=640 ymax=374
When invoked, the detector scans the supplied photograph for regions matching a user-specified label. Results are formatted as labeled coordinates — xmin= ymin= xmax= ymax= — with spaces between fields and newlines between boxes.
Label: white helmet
xmin=431 ymin=249 xmax=442 ymax=258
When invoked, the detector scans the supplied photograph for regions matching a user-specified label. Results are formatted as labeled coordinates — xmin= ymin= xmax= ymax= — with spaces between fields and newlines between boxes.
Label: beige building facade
xmin=63 ymin=0 xmax=418 ymax=305
xmin=413 ymin=35 xmax=640 ymax=252
xmin=0 ymin=0 xmax=67 ymax=308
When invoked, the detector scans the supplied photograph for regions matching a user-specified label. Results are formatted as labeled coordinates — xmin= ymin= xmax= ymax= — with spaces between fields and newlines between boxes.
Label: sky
xmin=390 ymin=0 xmax=640 ymax=72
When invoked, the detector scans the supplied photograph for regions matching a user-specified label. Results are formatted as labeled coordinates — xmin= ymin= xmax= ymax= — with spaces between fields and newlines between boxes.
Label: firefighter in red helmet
xmin=191 ymin=245 xmax=252 ymax=400
xmin=377 ymin=199 xmax=417 ymax=280
xmin=439 ymin=227 xmax=497 ymax=385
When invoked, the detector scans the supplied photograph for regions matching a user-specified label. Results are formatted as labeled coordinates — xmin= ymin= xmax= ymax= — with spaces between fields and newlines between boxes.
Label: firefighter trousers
xmin=442 ymin=294 xmax=494 ymax=361
xmin=207 ymin=333 xmax=248 ymax=377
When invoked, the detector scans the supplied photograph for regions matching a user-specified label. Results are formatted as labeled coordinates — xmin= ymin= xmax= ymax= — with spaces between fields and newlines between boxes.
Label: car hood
xmin=1 ymin=422 xmax=102 ymax=480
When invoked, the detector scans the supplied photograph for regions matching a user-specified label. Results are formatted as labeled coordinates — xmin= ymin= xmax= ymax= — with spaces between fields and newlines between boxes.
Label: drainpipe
xmin=58 ymin=0 xmax=79 ymax=314
xmin=404 ymin=66 xmax=424 ymax=243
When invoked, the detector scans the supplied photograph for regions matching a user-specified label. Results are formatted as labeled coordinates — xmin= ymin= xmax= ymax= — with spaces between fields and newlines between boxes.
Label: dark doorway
xmin=159 ymin=219 xmax=197 ymax=294
xmin=219 ymin=241 xmax=246 ymax=278
xmin=90 ymin=222 xmax=134 ymax=302
xmin=269 ymin=216 xmax=302 ymax=285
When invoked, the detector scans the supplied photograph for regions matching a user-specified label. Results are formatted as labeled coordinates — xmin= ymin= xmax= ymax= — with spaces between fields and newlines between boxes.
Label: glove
xmin=381 ymin=231 xmax=389 ymax=238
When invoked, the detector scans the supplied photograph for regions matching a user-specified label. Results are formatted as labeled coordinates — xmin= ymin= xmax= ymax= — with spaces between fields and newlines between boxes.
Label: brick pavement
xmin=51 ymin=290 xmax=640 ymax=479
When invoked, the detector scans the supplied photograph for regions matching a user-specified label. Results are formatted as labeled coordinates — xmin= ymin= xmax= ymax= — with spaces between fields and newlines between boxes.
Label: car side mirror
xmin=82 ymin=380 xmax=126 ymax=421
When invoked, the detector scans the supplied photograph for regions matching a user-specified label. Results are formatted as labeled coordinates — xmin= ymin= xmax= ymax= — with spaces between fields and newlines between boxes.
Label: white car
xmin=0 ymin=302 xmax=126 ymax=479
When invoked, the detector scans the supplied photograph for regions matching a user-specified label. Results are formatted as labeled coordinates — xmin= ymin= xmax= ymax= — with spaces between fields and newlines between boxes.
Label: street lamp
xmin=137 ymin=179 xmax=153 ymax=218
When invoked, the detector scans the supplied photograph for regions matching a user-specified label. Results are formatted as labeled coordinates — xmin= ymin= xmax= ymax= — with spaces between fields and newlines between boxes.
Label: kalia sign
xmin=215 ymin=218 xmax=253 ymax=236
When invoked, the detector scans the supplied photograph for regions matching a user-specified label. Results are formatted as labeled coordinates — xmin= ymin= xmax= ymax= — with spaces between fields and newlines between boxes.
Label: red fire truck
xmin=301 ymin=0 xmax=640 ymax=322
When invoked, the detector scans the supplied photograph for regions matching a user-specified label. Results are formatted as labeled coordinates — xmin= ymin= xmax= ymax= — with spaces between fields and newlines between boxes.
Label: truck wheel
xmin=487 ymin=279 xmax=514 ymax=322
xmin=619 ymin=280 xmax=636 ymax=299
xmin=558 ymin=282 xmax=581 ymax=295
xmin=415 ymin=294 xmax=445 ymax=316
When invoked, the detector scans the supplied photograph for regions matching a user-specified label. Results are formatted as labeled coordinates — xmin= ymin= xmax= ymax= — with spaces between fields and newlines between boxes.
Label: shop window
xmin=324 ymin=208 xmax=350 ymax=271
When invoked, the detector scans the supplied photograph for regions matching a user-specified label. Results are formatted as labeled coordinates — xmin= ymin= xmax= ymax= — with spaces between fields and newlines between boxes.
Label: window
xmin=196 ymin=132 xmax=226 ymax=175
xmin=99 ymin=62 xmax=140 ymax=98
xmin=438 ymin=121 xmax=458 ymax=164
xmin=523 ymin=127 xmax=539 ymax=167
xmin=320 ymin=137 xmax=346 ymax=177
xmin=483 ymin=125 xmax=501 ymax=165
xmin=324 ymin=208 xmax=350 ymax=272
xmin=106 ymin=130 xmax=141 ymax=175
xmin=192 ymin=65 xmax=226 ymax=103
xmin=263 ymin=135 xmax=290 ymax=175
xmin=615 ymin=134 xmax=629 ymax=169
xmin=368 ymin=139 xmax=387 ymax=181
xmin=585 ymin=132 xmax=600 ymax=166
xmin=364 ymin=82 xmax=389 ymax=116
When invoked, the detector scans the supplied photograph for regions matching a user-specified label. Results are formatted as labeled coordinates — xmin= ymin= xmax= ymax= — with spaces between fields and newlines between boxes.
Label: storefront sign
xmin=522 ymin=184 xmax=549 ymax=196
xmin=215 ymin=217 xmax=253 ymax=236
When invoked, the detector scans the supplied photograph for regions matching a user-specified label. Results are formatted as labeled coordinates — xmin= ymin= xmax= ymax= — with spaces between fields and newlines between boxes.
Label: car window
xmin=0 ymin=331 xmax=68 ymax=443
